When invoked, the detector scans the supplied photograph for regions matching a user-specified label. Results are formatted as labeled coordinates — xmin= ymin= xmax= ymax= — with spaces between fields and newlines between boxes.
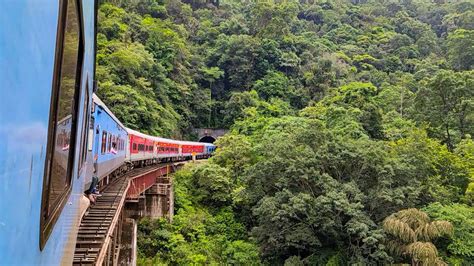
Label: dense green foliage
xmin=202 ymin=96 xmax=472 ymax=264
xmin=97 ymin=0 xmax=474 ymax=264
xmin=137 ymin=164 xmax=260 ymax=265
xmin=424 ymin=203 xmax=474 ymax=265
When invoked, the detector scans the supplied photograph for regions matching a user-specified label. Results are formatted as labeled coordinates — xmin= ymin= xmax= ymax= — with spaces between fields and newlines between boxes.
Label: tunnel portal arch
xmin=199 ymin=136 xmax=216 ymax=143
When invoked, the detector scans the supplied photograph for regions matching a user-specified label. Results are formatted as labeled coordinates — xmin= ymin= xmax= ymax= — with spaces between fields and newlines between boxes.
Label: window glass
xmin=46 ymin=0 xmax=80 ymax=213
xmin=101 ymin=131 xmax=107 ymax=154
xmin=79 ymin=84 xmax=89 ymax=171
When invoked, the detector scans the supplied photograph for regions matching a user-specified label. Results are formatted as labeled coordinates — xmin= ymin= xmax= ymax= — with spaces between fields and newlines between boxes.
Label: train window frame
xmin=40 ymin=0 xmax=84 ymax=250
xmin=107 ymin=134 xmax=111 ymax=152
xmin=78 ymin=80 xmax=90 ymax=173
xmin=101 ymin=131 xmax=107 ymax=154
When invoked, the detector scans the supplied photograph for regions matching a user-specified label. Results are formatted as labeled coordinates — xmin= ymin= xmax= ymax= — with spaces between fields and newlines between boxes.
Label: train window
xmin=101 ymin=131 xmax=107 ymax=154
xmin=108 ymin=134 xmax=111 ymax=152
xmin=88 ymin=117 xmax=95 ymax=152
xmin=112 ymin=135 xmax=115 ymax=151
xmin=133 ymin=143 xmax=137 ymax=151
xmin=78 ymin=82 xmax=90 ymax=172
xmin=40 ymin=0 xmax=83 ymax=250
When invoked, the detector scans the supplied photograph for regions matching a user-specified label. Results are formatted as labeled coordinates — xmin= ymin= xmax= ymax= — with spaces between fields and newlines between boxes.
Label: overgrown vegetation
xmin=97 ymin=0 xmax=474 ymax=264
xmin=137 ymin=164 xmax=260 ymax=265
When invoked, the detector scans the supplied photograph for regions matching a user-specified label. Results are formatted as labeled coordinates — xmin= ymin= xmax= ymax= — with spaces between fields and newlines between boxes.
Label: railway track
xmin=73 ymin=165 xmax=167 ymax=265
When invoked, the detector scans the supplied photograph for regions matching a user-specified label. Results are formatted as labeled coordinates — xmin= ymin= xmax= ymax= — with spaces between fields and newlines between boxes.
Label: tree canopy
xmin=96 ymin=0 xmax=474 ymax=264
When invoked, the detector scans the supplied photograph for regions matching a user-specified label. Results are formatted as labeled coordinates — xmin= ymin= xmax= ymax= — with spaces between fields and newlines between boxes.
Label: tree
xmin=414 ymin=70 xmax=474 ymax=149
xmin=324 ymin=82 xmax=383 ymax=139
xmin=383 ymin=208 xmax=453 ymax=265
xmin=447 ymin=29 xmax=474 ymax=71
xmin=424 ymin=203 xmax=474 ymax=264
xmin=97 ymin=1 xmax=474 ymax=264
xmin=253 ymin=71 xmax=293 ymax=100
xmin=221 ymin=90 xmax=259 ymax=127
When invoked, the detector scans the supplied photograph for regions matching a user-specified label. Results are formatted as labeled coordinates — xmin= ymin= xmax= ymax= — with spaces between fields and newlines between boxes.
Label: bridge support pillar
xmin=139 ymin=177 xmax=173 ymax=221
xmin=117 ymin=218 xmax=137 ymax=265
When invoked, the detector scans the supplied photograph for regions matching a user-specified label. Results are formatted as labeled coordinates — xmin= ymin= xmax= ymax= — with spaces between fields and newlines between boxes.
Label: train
xmin=0 ymin=0 xmax=215 ymax=264
xmin=88 ymin=94 xmax=216 ymax=189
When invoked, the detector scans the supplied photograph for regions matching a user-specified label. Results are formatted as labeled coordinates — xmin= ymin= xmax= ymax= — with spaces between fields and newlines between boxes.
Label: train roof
xmin=126 ymin=127 xmax=214 ymax=146
xmin=125 ymin=127 xmax=179 ymax=144
xmin=93 ymin=94 xmax=127 ymax=130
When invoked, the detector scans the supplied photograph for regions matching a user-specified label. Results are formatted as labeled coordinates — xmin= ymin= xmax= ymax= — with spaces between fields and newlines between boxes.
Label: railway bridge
xmin=73 ymin=162 xmax=188 ymax=265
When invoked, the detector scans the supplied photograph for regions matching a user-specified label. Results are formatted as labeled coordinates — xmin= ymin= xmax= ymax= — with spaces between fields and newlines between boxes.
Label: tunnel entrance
xmin=199 ymin=136 xmax=216 ymax=143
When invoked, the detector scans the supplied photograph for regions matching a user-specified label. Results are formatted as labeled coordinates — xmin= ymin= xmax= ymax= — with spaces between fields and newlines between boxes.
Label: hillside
xmin=96 ymin=0 xmax=474 ymax=264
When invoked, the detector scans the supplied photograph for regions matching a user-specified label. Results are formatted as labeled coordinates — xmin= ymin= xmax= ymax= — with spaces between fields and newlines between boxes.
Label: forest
xmin=96 ymin=0 xmax=474 ymax=265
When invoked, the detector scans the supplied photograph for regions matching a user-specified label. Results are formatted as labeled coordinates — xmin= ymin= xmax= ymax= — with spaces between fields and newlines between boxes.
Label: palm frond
xmin=383 ymin=217 xmax=416 ymax=243
xmin=429 ymin=221 xmax=453 ymax=238
xmin=396 ymin=208 xmax=430 ymax=229
xmin=415 ymin=224 xmax=432 ymax=242
xmin=406 ymin=242 xmax=438 ymax=265
xmin=385 ymin=239 xmax=406 ymax=257
xmin=415 ymin=220 xmax=453 ymax=241
xmin=434 ymin=256 xmax=448 ymax=266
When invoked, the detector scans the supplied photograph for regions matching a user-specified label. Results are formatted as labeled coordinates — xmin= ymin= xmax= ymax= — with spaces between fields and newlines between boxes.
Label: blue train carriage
xmin=204 ymin=142 xmax=217 ymax=155
xmin=0 ymin=0 xmax=96 ymax=264
xmin=88 ymin=94 xmax=128 ymax=187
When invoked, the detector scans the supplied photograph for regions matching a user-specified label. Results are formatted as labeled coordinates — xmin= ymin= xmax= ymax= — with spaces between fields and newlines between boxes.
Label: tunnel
xmin=199 ymin=136 xmax=216 ymax=143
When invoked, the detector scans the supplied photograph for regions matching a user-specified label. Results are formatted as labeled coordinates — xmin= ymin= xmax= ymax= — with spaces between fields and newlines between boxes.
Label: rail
xmin=72 ymin=162 xmax=182 ymax=265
